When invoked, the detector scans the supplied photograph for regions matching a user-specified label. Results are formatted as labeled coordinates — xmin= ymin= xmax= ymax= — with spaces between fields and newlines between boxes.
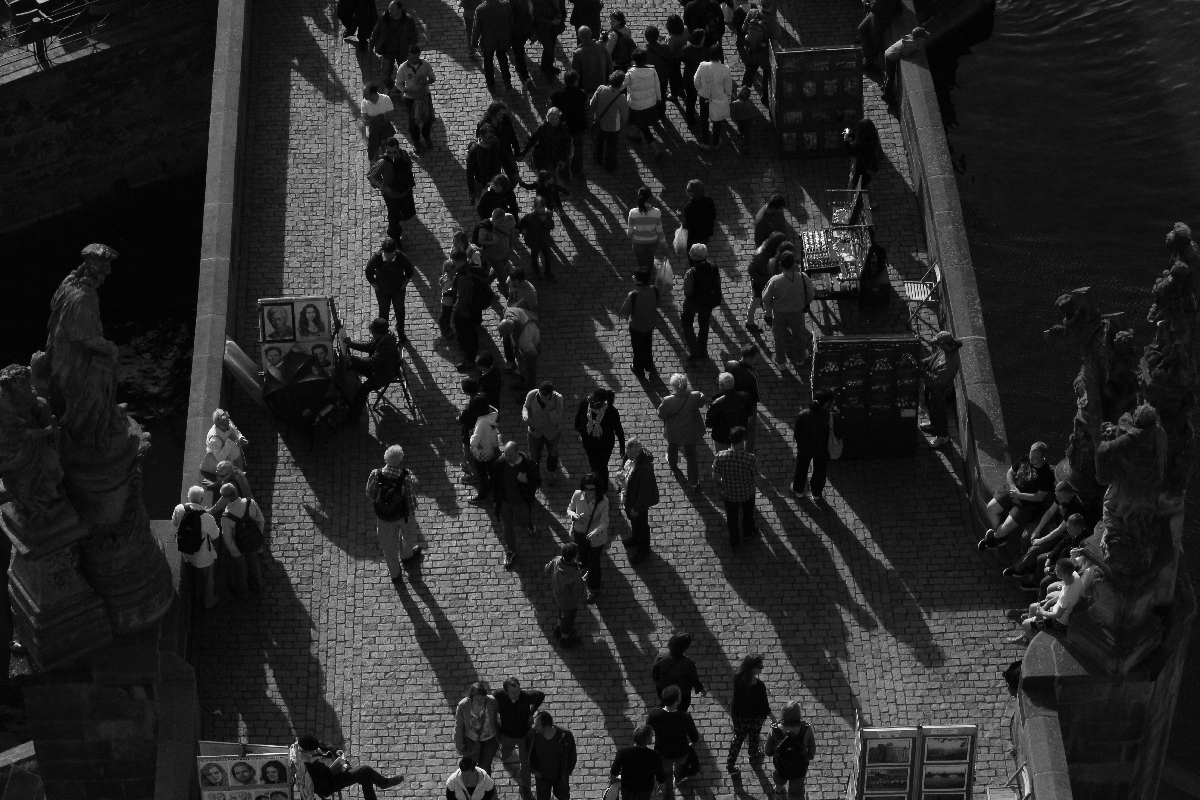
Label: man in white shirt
xmin=218 ymin=482 xmax=267 ymax=598
xmin=172 ymin=486 xmax=220 ymax=609
xmin=207 ymin=408 xmax=248 ymax=470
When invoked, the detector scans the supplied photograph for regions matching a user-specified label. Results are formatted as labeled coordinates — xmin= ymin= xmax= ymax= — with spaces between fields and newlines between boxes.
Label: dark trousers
xmin=536 ymin=772 xmax=570 ymax=800
xmin=336 ymin=0 xmax=375 ymax=38
xmin=348 ymin=359 xmax=387 ymax=421
xmin=482 ymin=47 xmax=513 ymax=88
xmin=742 ymin=60 xmax=771 ymax=104
xmin=331 ymin=765 xmax=391 ymax=800
xmin=924 ymin=383 xmax=952 ymax=437
xmin=473 ymin=455 xmax=497 ymax=498
xmin=569 ymin=129 xmax=586 ymax=176
xmin=403 ymin=98 xmax=433 ymax=144
xmin=529 ymin=245 xmax=555 ymax=276
xmin=680 ymin=301 xmax=712 ymax=358
xmin=630 ymin=329 xmax=655 ymax=377
xmin=727 ymin=716 xmax=765 ymax=767
xmin=593 ymin=129 xmax=619 ymax=172
xmin=382 ymin=56 xmax=398 ymax=88
xmin=628 ymin=510 xmax=651 ymax=553
xmin=684 ymin=80 xmax=698 ymax=121
xmin=454 ymin=314 xmax=480 ymax=362
xmin=698 ymin=99 xmax=724 ymax=145
xmin=382 ymin=195 xmax=406 ymax=242
xmin=581 ymin=438 xmax=613 ymax=479
xmin=573 ymin=529 xmax=601 ymax=591
xmin=793 ymin=446 xmax=828 ymax=495
xmin=555 ymin=607 xmax=579 ymax=641
xmin=439 ymin=305 xmax=454 ymax=337
xmin=511 ymin=40 xmax=532 ymax=83
xmin=724 ymin=497 xmax=757 ymax=544
xmin=537 ymin=35 xmax=558 ymax=70
xmin=667 ymin=59 xmax=686 ymax=98
xmin=376 ymin=287 xmax=406 ymax=334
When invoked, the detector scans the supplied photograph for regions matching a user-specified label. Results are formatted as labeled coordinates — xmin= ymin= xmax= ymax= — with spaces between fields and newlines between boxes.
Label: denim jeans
xmin=482 ymin=47 xmax=513 ymax=88
xmin=500 ymin=733 xmax=534 ymax=790
xmin=681 ymin=301 xmax=713 ymax=358
xmin=724 ymin=497 xmax=757 ymax=543
xmin=667 ymin=443 xmax=698 ymax=485
xmin=528 ymin=433 xmax=561 ymax=471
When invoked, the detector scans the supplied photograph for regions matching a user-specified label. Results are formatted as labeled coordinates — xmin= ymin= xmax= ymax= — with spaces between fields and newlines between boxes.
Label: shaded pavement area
xmin=193 ymin=0 xmax=1027 ymax=795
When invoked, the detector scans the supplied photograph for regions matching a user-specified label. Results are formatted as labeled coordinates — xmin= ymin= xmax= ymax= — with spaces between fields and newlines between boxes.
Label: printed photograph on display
xmin=921 ymin=794 xmax=965 ymax=800
xmin=866 ymin=738 xmax=913 ymax=765
xmin=862 ymin=796 xmax=908 ymax=800
xmin=924 ymin=736 xmax=972 ymax=763
xmin=294 ymin=300 xmax=330 ymax=340
xmin=261 ymin=304 xmax=295 ymax=342
xmin=922 ymin=764 xmax=968 ymax=791
xmin=863 ymin=766 xmax=910 ymax=793
xmin=198 ymin=756 xmax=291 ymax=799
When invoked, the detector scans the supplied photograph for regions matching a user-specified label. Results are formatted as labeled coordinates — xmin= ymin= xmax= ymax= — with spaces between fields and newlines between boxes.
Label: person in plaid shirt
xmin=366 ymin=445 xmax=423 ymax=582
xmin=711 ymin=426 xmax=757 ymax=550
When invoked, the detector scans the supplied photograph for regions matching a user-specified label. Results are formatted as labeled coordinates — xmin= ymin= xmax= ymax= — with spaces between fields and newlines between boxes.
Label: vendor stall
xmin=769 ymin=44 xmax=863 ymax=158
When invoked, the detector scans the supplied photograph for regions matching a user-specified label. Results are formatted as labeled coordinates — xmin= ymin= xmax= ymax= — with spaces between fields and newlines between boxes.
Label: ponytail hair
xmin=636 ymin=186 xmax=653 ymax=213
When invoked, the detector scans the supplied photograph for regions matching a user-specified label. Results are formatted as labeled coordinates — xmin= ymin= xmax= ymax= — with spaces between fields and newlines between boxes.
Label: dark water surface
xmin=930 ymin=0 xmax=1200 ymax=768
xmin=1 ymin=173 xmax=204 ymax=519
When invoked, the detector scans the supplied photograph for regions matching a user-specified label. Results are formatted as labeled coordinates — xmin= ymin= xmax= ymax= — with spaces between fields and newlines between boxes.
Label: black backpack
xmin=373 ymin=470 xmax=411 ymax=522
xmin=691 ymin=264 xmax=723 ymax=309
xmin=225 ymin=506 xmax=264 ymax=553
xmin=771 ymin=723 xmax=810 ymax=779
xmin=176 ymin=507 xmax=207 ymax=555
xmin=469 ymin=274 xmax=497 ymax=317
xmin=611 ymin=30 xmax=636 ymax=70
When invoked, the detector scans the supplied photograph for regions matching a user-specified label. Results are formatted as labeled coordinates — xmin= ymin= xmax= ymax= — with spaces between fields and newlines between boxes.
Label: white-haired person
xmin=172 ymin=486 xmax=221 ymax=609
xmin=657 ymin=374 xmax=707 ymax=493
xmin=206 ymin=407 xmax=248 ymax=470
xmin=366 ymin=445 xmax=423 ymax=583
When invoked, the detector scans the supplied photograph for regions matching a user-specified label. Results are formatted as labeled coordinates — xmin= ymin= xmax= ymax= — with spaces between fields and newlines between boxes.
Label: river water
xmin=930 ymin=0 xmax=1200 ymax=769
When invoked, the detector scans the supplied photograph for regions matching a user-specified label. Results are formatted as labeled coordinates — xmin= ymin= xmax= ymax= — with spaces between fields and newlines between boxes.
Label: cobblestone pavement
xmin=193 ymin=0 xmax=1026 ymax=795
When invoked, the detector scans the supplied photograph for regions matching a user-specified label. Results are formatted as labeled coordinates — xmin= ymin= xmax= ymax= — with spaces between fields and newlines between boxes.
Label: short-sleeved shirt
xmin=360 ymin=93 xmax=395 ymax=118
xmin=1012 ymin=457 xmax=1055 ymax=497
xmin=172 ymin=503 xmax=220 ymax=569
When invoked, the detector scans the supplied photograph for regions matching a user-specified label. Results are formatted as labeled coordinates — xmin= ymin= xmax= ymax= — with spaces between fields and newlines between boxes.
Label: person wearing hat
xmin=681 ymin=243 xmax=722 ymax=362
xmin=921 ymin=330 xmax=962 ymax=447
xmin=366 ymin=445 xmax=423 ymax=582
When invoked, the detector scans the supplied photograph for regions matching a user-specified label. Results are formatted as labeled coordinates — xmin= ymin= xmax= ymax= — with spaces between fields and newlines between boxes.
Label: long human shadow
xmin=394 ymin=569 xmax=482 ymax=710
xmin=593 ymin=554 xmax=661 ymax=710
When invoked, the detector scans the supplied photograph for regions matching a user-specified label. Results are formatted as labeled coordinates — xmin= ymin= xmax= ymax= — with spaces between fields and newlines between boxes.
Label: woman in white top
xmin=359 ymin=81 xmax=397 ymax=162
xmin=627 ymin=186 xmax=666 ymax=271
xmin=623 ymin=49 xmax=666 ymax=159
xmin=567 ymin=472 xmax=610 ymax=602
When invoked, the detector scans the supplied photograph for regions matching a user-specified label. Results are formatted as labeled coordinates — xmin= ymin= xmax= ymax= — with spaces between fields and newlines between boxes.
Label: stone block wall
xmin=0 ymin=2 xmax=218 ymax=234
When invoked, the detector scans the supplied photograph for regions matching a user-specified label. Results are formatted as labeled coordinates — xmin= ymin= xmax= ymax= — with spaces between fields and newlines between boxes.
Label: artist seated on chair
xmin=293 ymin=735 xmax=403 ymax=800
xmin=345 ymin=317 xmax=401 ymax=424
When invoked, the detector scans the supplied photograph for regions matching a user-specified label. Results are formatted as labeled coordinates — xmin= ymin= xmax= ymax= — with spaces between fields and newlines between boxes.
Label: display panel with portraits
xmin=257 ymin=296 xmax=339 ymax=373
xmin=198 ymin=754 xmax=291 ymax=800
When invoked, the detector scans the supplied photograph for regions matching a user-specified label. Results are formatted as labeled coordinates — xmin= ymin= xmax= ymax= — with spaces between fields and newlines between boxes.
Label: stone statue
xmin=30 ymin=244 xmax=127 ymax=454
xmin=0 ymin=365 xmax=70 ymax=528
xmin=1094 ymin=406 xmax=1169 ymax=576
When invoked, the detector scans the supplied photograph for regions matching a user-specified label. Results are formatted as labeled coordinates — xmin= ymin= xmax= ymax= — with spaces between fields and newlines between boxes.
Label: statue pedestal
xmin=8 ymin=545 xmax=111 ymax=672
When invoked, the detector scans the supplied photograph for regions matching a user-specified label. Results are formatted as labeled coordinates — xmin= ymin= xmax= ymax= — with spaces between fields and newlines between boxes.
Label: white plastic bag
xmin=655 ymin=258 xmax=675 ymax=303
xmin=673 ymin=227 xmax=689 ymax=257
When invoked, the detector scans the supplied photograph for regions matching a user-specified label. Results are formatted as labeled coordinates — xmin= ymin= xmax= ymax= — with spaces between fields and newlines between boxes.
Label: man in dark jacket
xmin=618 ymin=269 xmax=661 ymax=380
xmin=494 ymin=678 xmax=547 ymax=797
xmin=296 ymin=735 xmax=403 ymax=799
xmin=646 ymin=687 xmax=700 ymax=800
xmin=493 ymin=441 xmax=541 ymax=569
xmin=467 ymin=125 xmax=520 ymax=202
xmin=549 ymin=71 xmax=590 ymax=179
xmin=471 ymin=0 xmax=516 ymax=91
xmin=367 ymin=137 xmax=416 ymax=244
xmin=365 ymin=237 xmax=415 ymax=340
xmin=793 ymin=389 xmax=835 ymax=501
xmin=570 ymin=26 xmax=611 ymax=95
xmin=574 ymin=388 xmax=626 ymax=480
xmin=337 ymin=0 xmax=378 ymax=48
xmin=371 ymin=0 xmax=419 ymax=91
xmin=452 ymin=252 xmax=494 ymax=368
xmin=346 ymin=317 xmax=402 ymax=424
xmin=680 ymin=29 xmax=707 ymax=122
xmin=568 ymin=0 xmax=602 ymax=38
xmin=528 ymin=712 xmax=577 ymax=800
xmin=619 ymin=438 xmax=659 ymax=563
xmin=706 ymin=372 xmax=751 ymax=451
xmin=681 ymin=243 xmax=722 ymax=362
xmin=610 ymin=726 xmax=667 ymax=800
xmin=509 ymin=0 xmax=536 ymax=87
xmin=724 ymin=345 xmax=761 ymax=451
xmin=532 ymin=0 xmax=566 ymax=74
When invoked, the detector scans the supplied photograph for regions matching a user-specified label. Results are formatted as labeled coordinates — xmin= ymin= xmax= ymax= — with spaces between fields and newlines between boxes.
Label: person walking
xmin=610 ymin=725 xmax=667 ymax=800
xmin=218 ymin=481 xmax=266 ymax=598
xmin=396 ymin=45 xmax=436 ymax=150
xmin=531 ymin=0 xmax=566 ymax=76
xmin=469 ymin=399 xmax=503 ymax=504
xmin=495 ymin=678 xmax=546 ymax=798
xmin=663 ymin=16 xmax=688 ymax=103
xmin=753 ymin=195 xmax=790 ymax=246
xmin=523 ymin=382 xmax=564 ymax=482
xmin=475 ymin=206 xmax=519 ymax=290
xmin=627 ymin=187 xmax=666 ymax=271
xmin=644 ymin=27 xmax=673 ymax=114
xmin=455 ymin=682 xmax=503 ymax=774
xmin=477 ymin=174 xmax=522 ymax=221
xmin=651 ymin=632 xmax=706 ymax=711
xmin=345 ymin=317 xmax=402 ymax=423
xmin=618 ymin=269 xmax=661 ymax=381
xmin=509 ymin=0 xmax=536 ymax=88
xmin=571 ymin=26 xmax=612 ymax=96
xmin=842 ymin=118 xmax=881 ymax=189
xmin=745 ymin=232 xmax=788 ymax=333
xmin=549 ymin=71 xmax=590 ymax=180
xmin=792 ymin=389 xmax=836 ymax=501
xmin=467 ymin=126 xmax=520 ymax=204
xmin=207 ymin=408 xmax=248 ymax=470
xmin=173 ymin=486 xmax=220 ymax=609
xmin=574 ymin=388 xmax=626 ymax=479
xmin=529 ymin=712 xmax=578 ymax=800
xmin=453 ymin=251 xmax=497 ymax=369
xmin=366 ymin=445 xmax=423 ymax=583
xmin=569 ymin=0 xmax=602 ymax=38
xmin=603 ymin=10 xmax=636 ymax=71
xmin=657 ymin=374 xmax=706 ymax=492
xmin=519 ymin=197 xmax=558 ymax=280
xmin=458 ymin=384 xmax=485 ymax=485
xmin=545 ymin=542 xmax=587 ymax=645
xmin=764 ymin=702 xmax=815 ymax=800
xmin=681 ymin=244 xmax=722 ymax=362
xmin=446 ymin=757 xmax=497 ymax=800
xmin=368 ymin=137 xmax=417 ymax=245
xmin=623 ymin=50 xmax=665 ymax=159
xmin=726 ymin=654 xmax=777 ymax=774
xmin=472 ymin=0 xmax=517 ymax=91
xmin=739 ymin=3 xmax=774 ymax=104
xmin=712 ymin=427 xmax=757 ymax=550
xmin=761 ymin=251 xmax=815 ymax=371
xmin=360 ymin=82 xmax=398 ymax=163
xmin=522 ymin=109 xmax=574 ymax=186
xmin=646 ymin=686 xmax=700 ymax=800
xmin=615 ymin=437 xmax=659 ymax=563
xmin=693 ymin=45 xmax=733 ymax=148
xmin=706 ymin=372 xmax=751 ymax=452
xmin=679 ymin=30 xmax=707 ymax=123
xmin=724 ymin=345 xmax=761 ymax=450
xmin=567 ymin=472 xmax=609 ymax=603
xmin=920 ymin=330 xmax=962 ymax=447
xmin=681 ymin=179 xmax=717 ymax=249
xmin=493 ymin=440 xmax=542 ymax=569
xmin=365 ymin=237 xmax=415 ymax=341
xmin=371 ymin=0 xmax=419 ymax=92
xmin=590 ymin=71 xmax=629 ymax=173
xmin=337 ymin=0 xmax=378 ymax=48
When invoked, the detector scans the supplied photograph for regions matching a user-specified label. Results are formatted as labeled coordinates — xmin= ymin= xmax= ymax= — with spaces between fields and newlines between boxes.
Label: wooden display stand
xmin=769 ymin=45 xmax=863 ymax=158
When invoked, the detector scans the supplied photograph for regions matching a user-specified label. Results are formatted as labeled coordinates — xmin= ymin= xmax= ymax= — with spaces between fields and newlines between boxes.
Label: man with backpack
xmin=740 ymin=4 xmax=773 ymax=104
xmin=681 ymin=243 xmax=722 ymax=362
xmin=618 ymin=268 xmax=661 ymax=381
xmin=368 ymin=138 xmax=417 ymax=246
xmin=760 ymin=251 xmax=815 ymax=371
xmin=453 ymin=251 xmax=497 ymax=369
xmin=763 ymin=702 xmax=815 ymax=799
xmin=172 ymin=486 xmax=221 ymax=609
xmin=218 ymin=482 xmax=267 ymax=599
xmin=367 ymin=445 xmax=423 ymax=583
xmin=603 ymin=11 xmax=636 ymax=72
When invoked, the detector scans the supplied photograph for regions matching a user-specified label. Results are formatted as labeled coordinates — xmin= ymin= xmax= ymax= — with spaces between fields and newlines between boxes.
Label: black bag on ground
xmin=177 ymin=507 xmax=206 ymax=555
xmin=225 ymin=507 xmax=264 ymax=553
xmin=1004 ymin=659 xmax=1022 ymax=695
xmin=373 ymin=470 xmax=411 ymax=522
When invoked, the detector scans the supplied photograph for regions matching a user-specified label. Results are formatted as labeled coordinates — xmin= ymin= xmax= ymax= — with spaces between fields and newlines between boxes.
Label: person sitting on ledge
xmin=292 ymin=734 xmax=404 ymax=800
xmin=1002 ymin=481 xmax=1084 ymax=586
xmin=978 ymin=441 xmax=1054 ymax=552
xmin=345 ymin=316 xmax=402 ymax=425
xmin=1007 ymin=558 xmax=1090 ymax=645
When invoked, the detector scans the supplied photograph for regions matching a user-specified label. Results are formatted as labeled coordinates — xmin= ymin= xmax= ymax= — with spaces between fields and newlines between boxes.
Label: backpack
xmin=691 ymin=264 xmax=723 ymax=309
xmin=177 ymin=507 xmax=207 ymax=555
xmin=744 ymin=9 xmax=767 ymax=50
xmin=469 ymin=273 xmax=497 ymax=317
xmin=373 ymin=469 xmax=411 ymax=522
xmin=611 ymin=30 xmax=636 ymax=69
xmin=771 ymin=723 xmax=810 ymax=779
xmin=225 ymin=505 xmax=264 ymax=553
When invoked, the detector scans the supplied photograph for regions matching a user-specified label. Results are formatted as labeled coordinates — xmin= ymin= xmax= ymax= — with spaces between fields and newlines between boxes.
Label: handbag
xmin=673 ymin=226 xmax=688 ymax=257
xmin=827 ymin=426 xmax=843 ymax=460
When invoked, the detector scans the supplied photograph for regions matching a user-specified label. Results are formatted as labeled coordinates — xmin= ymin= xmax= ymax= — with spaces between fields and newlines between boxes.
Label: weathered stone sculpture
xmin=0 ymin=365 xmax=73 ymax=530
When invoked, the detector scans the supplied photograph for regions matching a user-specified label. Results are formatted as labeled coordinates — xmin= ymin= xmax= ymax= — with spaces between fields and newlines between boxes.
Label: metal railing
xmin=0 ymin=0 xmax=153 ymax=77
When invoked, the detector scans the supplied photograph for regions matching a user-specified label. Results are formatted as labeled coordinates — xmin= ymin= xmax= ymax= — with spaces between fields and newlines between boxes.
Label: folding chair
xmin=368 ymin=359 xmax=417 ymax=423
xmin=904 ymin=261 xmax=942 ymax=334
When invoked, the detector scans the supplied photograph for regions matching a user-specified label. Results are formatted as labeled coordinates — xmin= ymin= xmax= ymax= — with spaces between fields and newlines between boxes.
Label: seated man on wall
xmin=345 ymin=317 xmax=401 ymax=424
xmin=1002 ymin=481 xmax=1084 ymax=586
xmin=977 ymin=441 xmax=1055 ymax=553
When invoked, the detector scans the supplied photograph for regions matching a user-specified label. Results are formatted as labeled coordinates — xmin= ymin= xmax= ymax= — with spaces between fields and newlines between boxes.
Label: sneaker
xmin=1006 ymin=634 xmax=1030 ymax=646
xmin=383 ymin=776 xmax=405 ymax=788
xmin=401 ymin=546 xmax=424 ymax=565
xmin=585 ymin=591 xmax=599 ymax=604
xmin=460 ymin=475 xmax=479 ymax=485
xmin=726 ymin=765 xmax=740 ymax=775
xmin=919 ymin=420 xmax=935 ymax=433
xmin=746 ymin=322 xmax=763 ymax=334
xmin=504 ymin=550 xmax=516 ymax=570
xmin=927 ymin=436 xmax=950 ymax=447
xmin=1002 ymin=567 xmax=1015 ymax=578
xmin=470 ymin=493 xmax=489 ymax=503
xmin=977 ymin=529 xmax=1001 ymax=551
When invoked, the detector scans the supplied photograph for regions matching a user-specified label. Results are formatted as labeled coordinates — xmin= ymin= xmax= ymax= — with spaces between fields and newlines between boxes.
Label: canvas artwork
xmin=922 ymin=764 xmax=968 ymax=791
xmin=923 ymin=736 xmax=971 ymax=763
xmin=198 ymin=755 xmax=291 ymax=799
xmin=863 ymin=766 xmax=909 ymax=793
xmin=294 ymin=300 xmax=330 ymax=340
xmin=865 ymin=738 xmax=912 ymax=765
xmin=261 ymin=304 xmax=295 ymax=342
